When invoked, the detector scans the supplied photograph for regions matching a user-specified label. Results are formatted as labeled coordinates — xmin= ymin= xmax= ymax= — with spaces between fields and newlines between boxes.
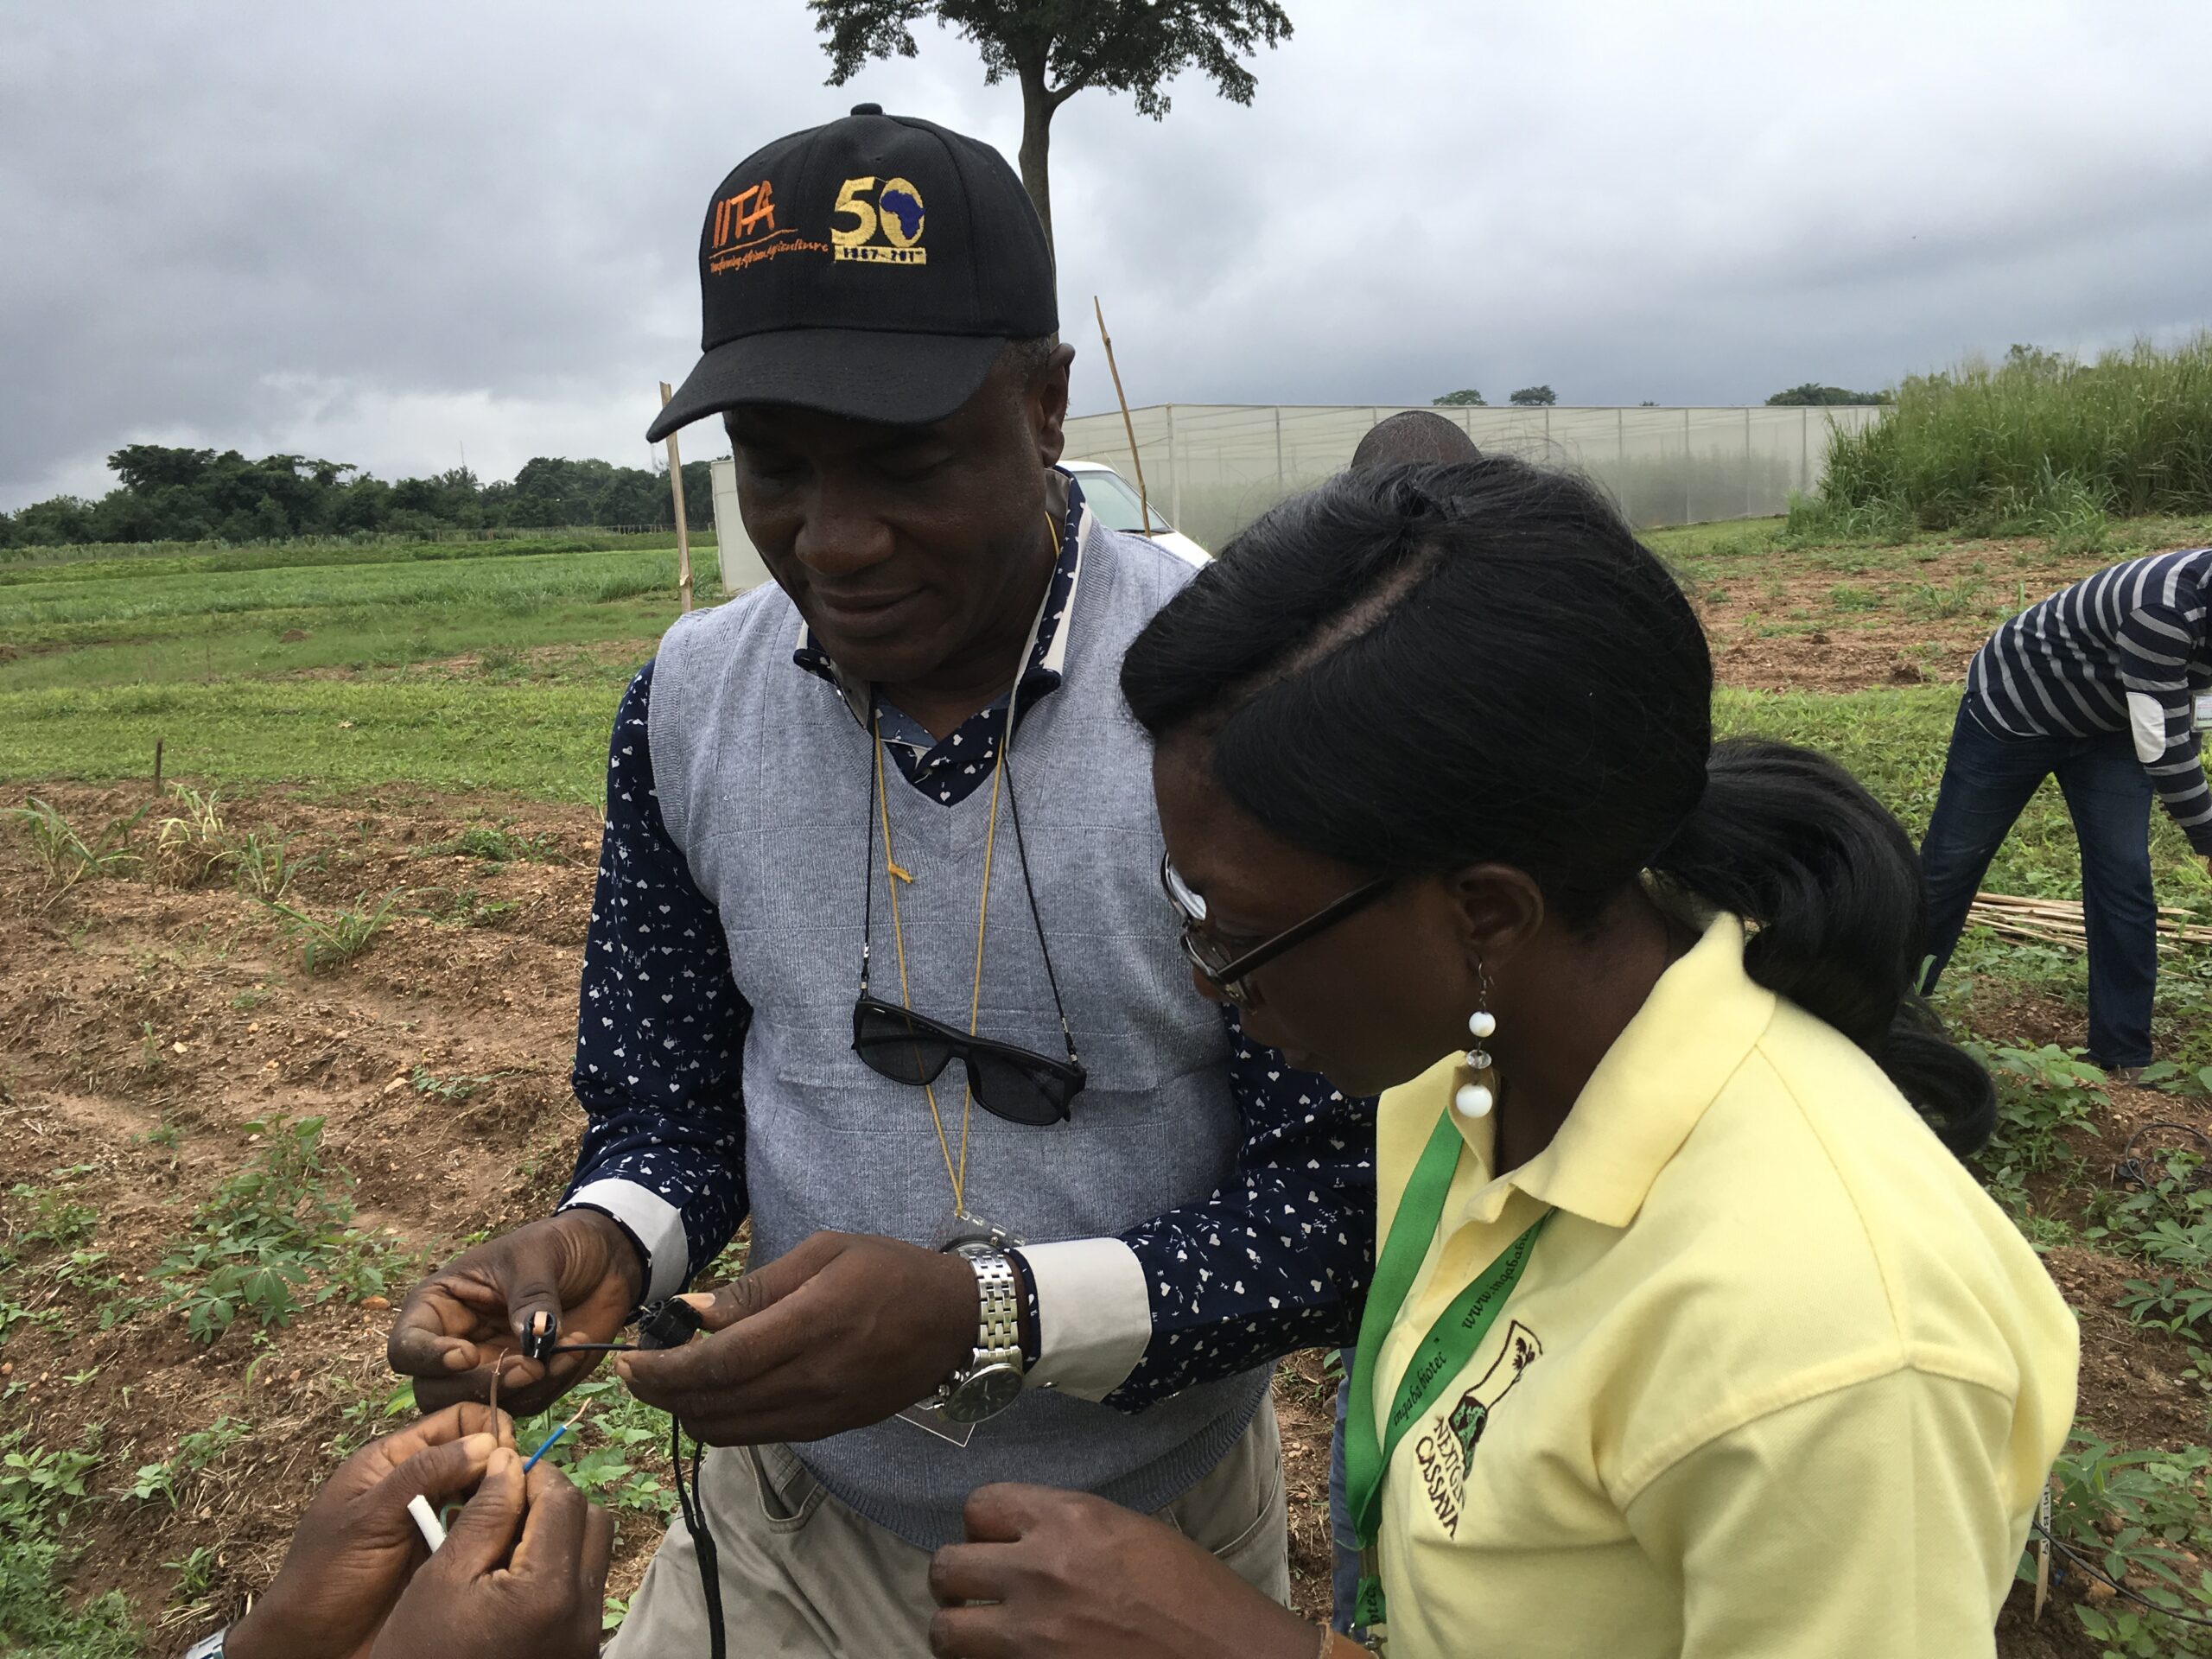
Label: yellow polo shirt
xmin=1370 ymin=913 xmax=2078 ymax=1659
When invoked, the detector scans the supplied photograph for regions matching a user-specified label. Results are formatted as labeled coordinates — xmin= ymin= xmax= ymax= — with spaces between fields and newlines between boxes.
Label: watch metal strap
xmin=182 ymin=1630 xmax=226 ymax=1659
xmin=971 ymin=1249 xmax=1022 ymax=1369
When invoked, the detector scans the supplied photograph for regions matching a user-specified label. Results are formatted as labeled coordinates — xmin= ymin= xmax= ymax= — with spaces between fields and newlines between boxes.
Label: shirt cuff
xmin=1016 ymin=1237 xmax=1151 ymax=1400
xmin=562 ymin=1179 xmax=689 ymax=1304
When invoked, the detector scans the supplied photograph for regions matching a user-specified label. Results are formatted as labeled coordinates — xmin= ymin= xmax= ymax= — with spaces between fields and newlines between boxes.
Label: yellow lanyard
xmin=872 ymin=715 xmax=1007 ymax=1214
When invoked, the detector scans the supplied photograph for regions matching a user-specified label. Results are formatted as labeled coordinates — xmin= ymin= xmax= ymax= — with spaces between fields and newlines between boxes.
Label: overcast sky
xmin=5 ymin=1 xmax=2210 ymax=509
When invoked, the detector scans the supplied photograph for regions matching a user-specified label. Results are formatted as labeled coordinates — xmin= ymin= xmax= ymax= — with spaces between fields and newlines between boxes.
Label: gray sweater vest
xmin=647 ymin=524 xmax=1270 ymax=1548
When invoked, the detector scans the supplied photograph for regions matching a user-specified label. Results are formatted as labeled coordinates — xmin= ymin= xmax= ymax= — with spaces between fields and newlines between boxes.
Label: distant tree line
xmin=1765 ymin=383 xmax=1892 ymax=406
xmin=0 ymin=445 xmax=716 ymax=549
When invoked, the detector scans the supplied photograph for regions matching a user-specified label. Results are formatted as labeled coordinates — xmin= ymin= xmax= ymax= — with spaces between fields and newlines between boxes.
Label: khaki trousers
xmin=605 ymin=1398 xmax=1289 ymax=1658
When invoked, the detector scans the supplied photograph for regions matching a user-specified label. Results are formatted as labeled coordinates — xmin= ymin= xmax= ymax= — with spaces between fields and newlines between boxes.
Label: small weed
xmin=9 ymin=797 xmax=145 ymax=894
xmin=1903 ymin=574 xmax=1989 ymax=620
xmin=421 ymin=820 xmax=564 ymax=865
xmin=0 ymin=1427 xmax=140 ymax=1656
xmin=412 ymin=1065 xmax=494 ymax=1103
xmin=229 ymin=828 xmax=299 ymax=900
xmin=1827 ymin=584 xmax=1882 ymax=612
xmin=418 ymin=886 xmax=517 ymax=928
xmin=263 ymin=888 xmax=404 ymax=974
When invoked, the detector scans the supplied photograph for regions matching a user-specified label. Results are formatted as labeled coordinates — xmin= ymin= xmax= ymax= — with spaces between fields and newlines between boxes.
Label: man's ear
xmin=1034 ymin=344 xmax=1077 ymax=467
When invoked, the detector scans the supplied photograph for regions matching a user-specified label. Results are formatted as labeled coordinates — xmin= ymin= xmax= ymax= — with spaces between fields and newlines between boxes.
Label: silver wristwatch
xmin=935 ymin=1246 xmax=1025 ymax=1424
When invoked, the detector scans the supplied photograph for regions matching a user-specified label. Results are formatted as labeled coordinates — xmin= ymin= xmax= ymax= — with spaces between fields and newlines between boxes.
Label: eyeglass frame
xmin=1158 ymin=852 xmax=1394 ymax=1005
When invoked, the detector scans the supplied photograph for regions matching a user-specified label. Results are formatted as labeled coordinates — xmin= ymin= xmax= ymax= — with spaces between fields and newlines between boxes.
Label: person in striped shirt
xmin=1919 ymin=547 xmax=2212 ymax=1075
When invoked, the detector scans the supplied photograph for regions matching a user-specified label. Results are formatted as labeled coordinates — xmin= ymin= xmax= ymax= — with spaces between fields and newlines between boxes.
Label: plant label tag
xmin=2193 ymin=692 xmax=2212 ymax=731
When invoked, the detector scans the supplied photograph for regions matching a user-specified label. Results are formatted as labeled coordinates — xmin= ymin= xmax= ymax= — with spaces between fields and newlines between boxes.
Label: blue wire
xmin=521 ymin=1421 xmax=571 ymax=1473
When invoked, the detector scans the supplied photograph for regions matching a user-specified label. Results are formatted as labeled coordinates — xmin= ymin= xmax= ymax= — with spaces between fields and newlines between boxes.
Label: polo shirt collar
xmin=1456 ymin=911 xmax=1776 ymax=1230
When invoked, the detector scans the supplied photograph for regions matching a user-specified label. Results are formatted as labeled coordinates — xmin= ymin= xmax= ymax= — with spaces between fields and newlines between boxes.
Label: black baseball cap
xmin=646 ymin=105 xmax=1058 ymax=442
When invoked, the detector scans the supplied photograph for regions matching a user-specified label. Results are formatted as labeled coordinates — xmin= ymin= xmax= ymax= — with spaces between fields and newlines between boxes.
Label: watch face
xmin=942 ymin=1363 xmax=1024 ymax=1424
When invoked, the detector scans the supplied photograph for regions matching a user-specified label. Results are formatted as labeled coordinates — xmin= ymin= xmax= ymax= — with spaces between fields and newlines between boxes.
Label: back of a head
xmin=1122 ymin=455 xmax=1993 ymax=1155
xmin=1349 ymin=410 xmax=1482 ymax=472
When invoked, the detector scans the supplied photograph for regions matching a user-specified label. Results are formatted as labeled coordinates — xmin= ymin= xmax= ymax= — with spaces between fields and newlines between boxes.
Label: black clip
xmin=636 ymin=1297 xmax=707 ymax=1351
xmin=519 ymin=1309 xmax=557 ymax=1363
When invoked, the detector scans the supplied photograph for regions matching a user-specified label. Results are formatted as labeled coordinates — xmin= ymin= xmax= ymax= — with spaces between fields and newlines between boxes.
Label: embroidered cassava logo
xmin=1413 ymin=1319 xmax=1541 ymax=1535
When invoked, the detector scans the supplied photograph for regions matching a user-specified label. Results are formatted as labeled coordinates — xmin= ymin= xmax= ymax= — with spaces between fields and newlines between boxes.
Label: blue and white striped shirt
xmin=1966 ymin=548 xmax=2212 ymax=855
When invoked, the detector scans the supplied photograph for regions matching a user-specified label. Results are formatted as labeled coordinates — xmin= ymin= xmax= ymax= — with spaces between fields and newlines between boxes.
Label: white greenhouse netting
xmin=1059 ymin=403 xmax=1885 ymax=550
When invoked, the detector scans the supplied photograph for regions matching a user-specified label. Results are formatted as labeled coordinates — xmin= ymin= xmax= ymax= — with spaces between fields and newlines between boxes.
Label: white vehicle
xmin=1064 ymin=461 xmax=1209 ymax=565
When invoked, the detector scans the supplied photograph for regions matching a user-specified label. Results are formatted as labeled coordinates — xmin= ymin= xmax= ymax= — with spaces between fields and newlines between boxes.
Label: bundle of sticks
xmin=1968 ymin=891 xmax=2212 ymax=952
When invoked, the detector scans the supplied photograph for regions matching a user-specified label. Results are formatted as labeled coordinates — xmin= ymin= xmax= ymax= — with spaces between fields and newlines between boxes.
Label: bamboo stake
xmin=659 ymin=382 xmax=695 ymax=613
xmin=1092 ymin=296 xmax=1154 ymax=538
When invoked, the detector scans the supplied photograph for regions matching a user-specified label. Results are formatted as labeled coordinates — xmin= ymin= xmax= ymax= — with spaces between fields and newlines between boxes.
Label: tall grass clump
xmin=1821 ymin=335 xmax=2212 ymax=531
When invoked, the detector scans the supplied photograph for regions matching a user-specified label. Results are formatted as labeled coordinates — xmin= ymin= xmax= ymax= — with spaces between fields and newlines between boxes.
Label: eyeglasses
xmin=853 ymin=706 xmax=1087 ymax=1127
xmin=1159 ymin=853 xmax=1391 ymax=1006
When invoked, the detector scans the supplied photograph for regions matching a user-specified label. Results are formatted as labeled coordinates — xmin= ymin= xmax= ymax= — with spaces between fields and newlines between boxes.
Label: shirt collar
xmin=792 ymin=468 xmax=1091 ymax=722
xmin=1452 ymin=911 xmax=1775 ymax=1230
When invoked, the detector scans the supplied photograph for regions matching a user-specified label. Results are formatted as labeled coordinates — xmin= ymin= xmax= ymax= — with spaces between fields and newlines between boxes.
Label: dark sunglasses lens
xmin=969 ymin=1051 xmax=1073 ymax=1126
xmin=853 ymin=1005 xmax=957 ymax=1086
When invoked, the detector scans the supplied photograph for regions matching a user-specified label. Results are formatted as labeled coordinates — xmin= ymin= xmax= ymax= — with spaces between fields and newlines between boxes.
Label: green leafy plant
xmin=0 ymin=1427 xmax=141 ymax=1656
xmin=150 ymin=1116 xmax=390 ymax=1342
xmin=2044 ymin=1433 xmax=2212 ymax=1653
xmin=263 ymin=888 xmax=404 ymax=973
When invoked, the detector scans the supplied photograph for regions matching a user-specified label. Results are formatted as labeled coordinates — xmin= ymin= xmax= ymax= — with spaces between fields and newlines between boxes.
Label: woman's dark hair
xmin=1122 ymin=455 xmax=1993 ymax=1155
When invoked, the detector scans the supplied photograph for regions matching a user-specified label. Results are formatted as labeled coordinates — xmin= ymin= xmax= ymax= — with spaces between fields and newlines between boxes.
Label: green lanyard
xmin=1344 ymin=1106 xmax=1550 ymax=1632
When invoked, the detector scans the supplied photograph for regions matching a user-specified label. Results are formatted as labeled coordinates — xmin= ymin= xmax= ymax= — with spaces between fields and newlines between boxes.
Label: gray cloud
xmin=5 ymin=0 xmax=2210 ymax=508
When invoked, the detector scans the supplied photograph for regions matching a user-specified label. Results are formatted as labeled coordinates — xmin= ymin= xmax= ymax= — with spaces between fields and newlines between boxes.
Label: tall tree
xmin=1508 ymin=385 xmax=1557 ymax=406
xmin=810 ymin=0 xmax=1293 ymax=257
xmin=1432 ymin=389 xmax=1486 ymax=407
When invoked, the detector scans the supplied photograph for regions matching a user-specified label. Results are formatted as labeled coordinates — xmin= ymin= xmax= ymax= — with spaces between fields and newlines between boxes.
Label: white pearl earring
xmin=1454 ymin=995 xmax=1498 ymax=1120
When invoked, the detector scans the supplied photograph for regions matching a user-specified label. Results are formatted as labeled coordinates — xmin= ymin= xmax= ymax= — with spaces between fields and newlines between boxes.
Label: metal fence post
xmin=1165 ymin=404 xmax=1183 ymax=530
xmin=1744 ymin=405 xmax=1752 ymax=520
xmin=1274 ymin=405 xmax=1284 ymax=492
xmin=1683 ymin=407 xmax=1693 ymax=525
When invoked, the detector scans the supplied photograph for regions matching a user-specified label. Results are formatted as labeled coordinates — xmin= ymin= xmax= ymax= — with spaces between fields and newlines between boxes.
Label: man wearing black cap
xmin=388 ymin=106 xmax=1373 ymax=1653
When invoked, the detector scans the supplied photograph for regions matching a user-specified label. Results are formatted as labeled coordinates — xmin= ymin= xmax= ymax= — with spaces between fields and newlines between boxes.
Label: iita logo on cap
xmin=708 ymin=178 xmax=827 ymax=275
xmin=830 ymin=175 xmax=926 ymax=266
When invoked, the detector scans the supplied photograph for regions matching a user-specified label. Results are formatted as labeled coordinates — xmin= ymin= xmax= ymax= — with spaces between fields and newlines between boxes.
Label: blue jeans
xmin=1919 ymin=699 xmax=2158 ymax=1066
xmin=1329 ymin=1350 xmax=1363 ymax=1635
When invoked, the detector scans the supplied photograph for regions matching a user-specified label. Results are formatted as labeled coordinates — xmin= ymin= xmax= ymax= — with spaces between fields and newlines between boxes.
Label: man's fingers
xmin=928 ymin=1604 xmax=1022 ymax=1659
xmin=362 ymin=1433 xmax=500 ymax=1542
xmin=962 ymin=1482 xmax=1047 ymax=1543
xmin=927 ymin=1542 xmax=1013 ymax=1606
xmin=386 ymin=1275 xmax=511 ymax=1376
xmin=363 ymin=1402 xmax=504 ymax=1472
xmin=435 ymin=1446 xmax=527 ymax=1578
xmin=510 ymin=1461 xmax=589 ymax=1581
xmin=581 ymin=1500 xmax=616 ymax=1605
xmin=675 ymin=1235 xmax=830 ymax=1332
xmin=617 ymin=1294 xmax=813 ymax=1403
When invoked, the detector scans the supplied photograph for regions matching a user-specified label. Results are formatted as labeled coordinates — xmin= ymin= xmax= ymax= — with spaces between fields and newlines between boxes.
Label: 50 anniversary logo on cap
xmin=831 ymin=175 xmax=926 ymax=264
xmin=647 ymin=103 xmax=1056 ymax=440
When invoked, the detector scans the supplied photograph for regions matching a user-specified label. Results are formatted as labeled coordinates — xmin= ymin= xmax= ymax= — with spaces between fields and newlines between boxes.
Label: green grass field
xmin=6 ymin=519 xmax=2209 ymax=903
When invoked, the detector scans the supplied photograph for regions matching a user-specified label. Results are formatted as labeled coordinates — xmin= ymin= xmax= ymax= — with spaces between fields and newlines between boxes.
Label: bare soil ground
xmin=3 ymin=780 xmax=2197 ymax=1656
xmin=1693 ymin=537 xmax=2098 ymax=694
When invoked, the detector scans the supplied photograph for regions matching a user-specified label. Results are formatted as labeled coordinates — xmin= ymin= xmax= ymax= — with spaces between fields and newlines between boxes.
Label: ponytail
xmin=1122 ymin=455 xmax=1993 ymax=1160
xmin=1653 ymin=741 xmax=1995 ymax=1154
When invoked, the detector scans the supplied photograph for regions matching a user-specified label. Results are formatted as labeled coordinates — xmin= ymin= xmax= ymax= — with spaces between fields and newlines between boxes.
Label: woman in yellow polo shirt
xmin=923 ymin=457 xmax=2079 ymax=1659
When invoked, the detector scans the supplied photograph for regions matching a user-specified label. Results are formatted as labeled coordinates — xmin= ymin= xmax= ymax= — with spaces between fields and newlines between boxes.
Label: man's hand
xmin=368 ymin=1445 xmax=613 ymax=1659
xmin=615 ymin=1230 xmax=976 ymax=1444
xmin=388 ymin=1211 xmax=645 ymax=1416
xmin=226 ymin=1404 xmax=506 ymax=1659
xmin=925 ymin=1484 xmax=1316 ymax=1659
